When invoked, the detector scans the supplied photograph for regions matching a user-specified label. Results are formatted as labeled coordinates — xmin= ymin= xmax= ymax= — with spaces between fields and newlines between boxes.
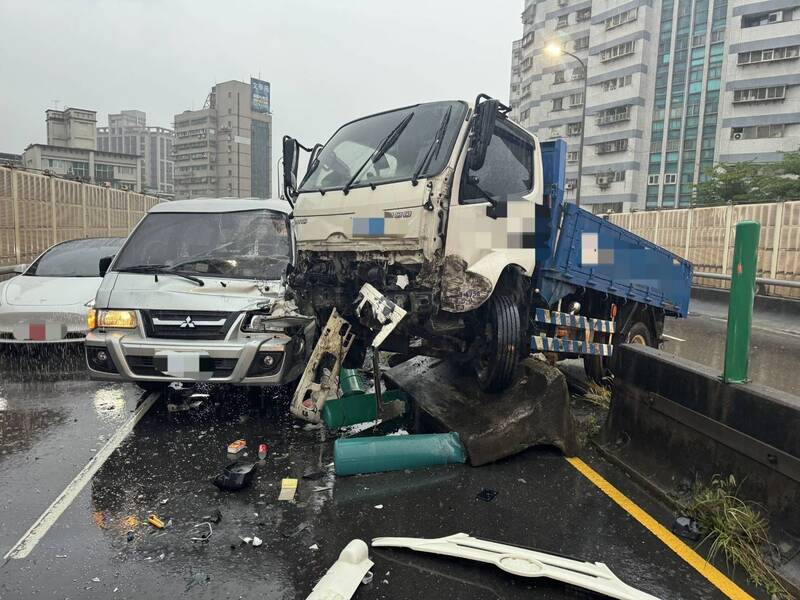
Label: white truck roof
xmin=150 ymin=197 xmax=291 ymax=215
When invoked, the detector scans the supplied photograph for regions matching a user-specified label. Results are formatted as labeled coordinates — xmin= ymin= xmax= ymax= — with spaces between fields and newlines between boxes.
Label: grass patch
xmin=584 ymin=381 xmax=611 ymax=408
xmin=685 ymin=475 xmax=790 ymax=598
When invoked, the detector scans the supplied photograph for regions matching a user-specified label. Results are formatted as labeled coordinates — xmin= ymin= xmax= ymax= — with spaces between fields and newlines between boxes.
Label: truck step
xmin=531 ymin=335 xmax=613 ymax=356
xmin=534 ymin=308 xmax=616 ymax=334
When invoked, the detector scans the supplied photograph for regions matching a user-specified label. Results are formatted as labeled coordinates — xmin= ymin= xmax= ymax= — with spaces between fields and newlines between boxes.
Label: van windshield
xmin=113 ymin=210 xmax=291 ymax=280
xmin=298 ymin=100 xmax=467 ymax=193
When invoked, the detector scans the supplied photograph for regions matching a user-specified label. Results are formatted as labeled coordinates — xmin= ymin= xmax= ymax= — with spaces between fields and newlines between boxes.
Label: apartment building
xmin=45 ymin=108 xmax=97 ymax=150
xmin=97 ymin=110 xmax=175 ymax=198
xmin=509 ymin=0 xmax=799 ymax=212
xmin=173 ymin=79 xmax=272 ymax=200
xmin=22 ymin=144 xmax=141 ymax=191
xmin=717 ymin=2 xmax=800 ymax=163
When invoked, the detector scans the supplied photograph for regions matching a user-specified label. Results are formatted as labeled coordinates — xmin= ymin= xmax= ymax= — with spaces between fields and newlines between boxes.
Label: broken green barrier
xmin=339 ymin=368 xmax=367 ymax=397
xmin=323 ymin=389 xmax=408 ymax=429
xmin=334 ymin=432 xmax=467 ymax=476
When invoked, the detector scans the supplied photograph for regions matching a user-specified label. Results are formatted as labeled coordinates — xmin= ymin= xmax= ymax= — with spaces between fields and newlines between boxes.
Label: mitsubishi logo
xmin=179 ymin=316 xmax=196 ymax=328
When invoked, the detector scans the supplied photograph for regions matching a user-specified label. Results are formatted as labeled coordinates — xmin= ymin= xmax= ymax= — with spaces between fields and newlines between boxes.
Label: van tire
xmin=473 ymin=294 xmax=521 ymax=392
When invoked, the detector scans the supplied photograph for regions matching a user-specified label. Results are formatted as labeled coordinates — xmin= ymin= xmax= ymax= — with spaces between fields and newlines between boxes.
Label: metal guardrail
xmin=695 ymin=271 xmax=800 ymax=289
xmin=0 ymin=265 xmax=24 ymax=275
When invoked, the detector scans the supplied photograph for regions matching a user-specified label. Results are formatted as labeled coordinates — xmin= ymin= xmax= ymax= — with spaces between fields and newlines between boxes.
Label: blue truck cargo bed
xmin=536 ymin=139 xmax=692 ymax=318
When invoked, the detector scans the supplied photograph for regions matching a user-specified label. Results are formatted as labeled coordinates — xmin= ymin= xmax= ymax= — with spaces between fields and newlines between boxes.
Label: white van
xmin=85 ymin=198 xmax=314 ymax=392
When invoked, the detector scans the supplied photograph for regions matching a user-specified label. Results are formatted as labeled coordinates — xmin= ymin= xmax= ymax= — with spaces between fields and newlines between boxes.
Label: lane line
xmin=3 ymin=392 xmax=158 ymax=561
xmin=565 ymin=456 xmax=755 ymax=600
xmin=662 ymin=334 xmax=686 ymax=342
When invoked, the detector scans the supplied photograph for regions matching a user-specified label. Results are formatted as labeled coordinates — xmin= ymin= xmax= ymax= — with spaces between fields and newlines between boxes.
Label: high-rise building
xmin=173 ymin=79 xmax=272 ymax=200
xmin=97 ymin=110 xmax=175 ymax=198
xmin=509 ymin=0 xmax=799 ymax=213
xmin=46 ymin=108 xmax=97 ymax=150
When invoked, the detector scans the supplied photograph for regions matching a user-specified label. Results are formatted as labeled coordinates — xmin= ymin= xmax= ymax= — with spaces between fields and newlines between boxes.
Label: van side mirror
xmin=467 ymin=99 xmax=499 ymax=171
xmin=282 ymin=136 xmax=300 ymax=201
xmin=98 ymin=256 xmax=114 ymax=277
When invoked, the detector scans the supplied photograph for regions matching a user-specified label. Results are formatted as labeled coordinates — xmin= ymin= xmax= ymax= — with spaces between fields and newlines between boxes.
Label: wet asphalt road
xmin=0 ymin=299 xmax=791 ymax=599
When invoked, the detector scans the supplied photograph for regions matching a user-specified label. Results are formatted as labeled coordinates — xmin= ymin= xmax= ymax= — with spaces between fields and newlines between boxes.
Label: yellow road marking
xmin=566 ymin=456 xmax=755 ymax=600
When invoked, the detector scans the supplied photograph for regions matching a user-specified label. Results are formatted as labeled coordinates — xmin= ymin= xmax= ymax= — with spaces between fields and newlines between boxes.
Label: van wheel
xmin=473 ymin=294 xmax=521 ymax=392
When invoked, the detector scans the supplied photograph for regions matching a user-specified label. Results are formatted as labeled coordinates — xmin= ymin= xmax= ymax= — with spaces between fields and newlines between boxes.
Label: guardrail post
xmin=11 ymin=169 xmax=21 ymax=263
xmin=50 ymin=177 xmax=57 ymax=245
xmin=723 ymin=220 xmax=760 ymax=384
xmin=683 ymin=208 xmax=692 ymax=259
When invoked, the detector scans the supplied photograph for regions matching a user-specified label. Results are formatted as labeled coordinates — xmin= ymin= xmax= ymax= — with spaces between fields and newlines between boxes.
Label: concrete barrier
xmin=602 ymin=344 xmax=800 ymax=538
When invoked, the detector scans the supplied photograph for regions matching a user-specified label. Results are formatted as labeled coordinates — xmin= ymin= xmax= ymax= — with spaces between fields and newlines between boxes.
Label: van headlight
xmin=96 ymin=309 xmax=137 ymax=329
xmin=241 ymin=311 xmax=278 ymax=333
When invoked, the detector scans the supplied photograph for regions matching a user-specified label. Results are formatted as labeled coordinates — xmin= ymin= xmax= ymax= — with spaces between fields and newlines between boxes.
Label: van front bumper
xmin=84 ymin=329 xmax=306 ymax=386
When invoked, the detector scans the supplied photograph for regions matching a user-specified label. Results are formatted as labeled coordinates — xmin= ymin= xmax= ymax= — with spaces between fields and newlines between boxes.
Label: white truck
xmin=282 ymin=96 xmax=692 ymax=391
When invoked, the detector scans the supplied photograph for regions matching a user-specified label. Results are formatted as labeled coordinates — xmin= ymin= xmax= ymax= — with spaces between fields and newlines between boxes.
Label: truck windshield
xmin=113 ymin=210 xmax=291 ymax=280
xmin=298 ymin=100 xmax=467 ymax=193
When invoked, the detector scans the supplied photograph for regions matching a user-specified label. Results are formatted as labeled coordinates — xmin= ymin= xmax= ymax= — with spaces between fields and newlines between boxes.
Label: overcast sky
xmin=0 ymin=0 xmax=522 ymax=195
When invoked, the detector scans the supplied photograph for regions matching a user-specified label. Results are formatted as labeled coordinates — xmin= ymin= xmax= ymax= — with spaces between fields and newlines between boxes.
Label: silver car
xmin=0 ymin=237 xmax=124 ymax=344
xmin=84 ymin=198 xmax=315 ymax=391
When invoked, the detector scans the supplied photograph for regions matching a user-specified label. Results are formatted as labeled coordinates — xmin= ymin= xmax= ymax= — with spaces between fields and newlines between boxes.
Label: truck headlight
xmin=241 ymin=311 xmax=279 ymax=333
xmin=96 ymin=309 xmax=137 ymax=329
xmin=87 ymin=308 xmax=97 ymax=330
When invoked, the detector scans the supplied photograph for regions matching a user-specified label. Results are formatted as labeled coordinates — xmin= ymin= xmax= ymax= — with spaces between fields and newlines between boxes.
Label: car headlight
xmin=96 ymin=309 xmax=137 ymax=329
xmin=241 ymin=311 xmax=279 ymax=333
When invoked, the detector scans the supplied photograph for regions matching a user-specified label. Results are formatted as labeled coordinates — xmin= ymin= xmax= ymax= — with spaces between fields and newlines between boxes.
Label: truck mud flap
xmin=290 ymin=308 xmax=355 ymax=424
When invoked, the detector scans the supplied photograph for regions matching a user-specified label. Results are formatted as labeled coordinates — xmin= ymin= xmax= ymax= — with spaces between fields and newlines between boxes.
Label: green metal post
xmin=722 ymin=220 xmax=760 ymax=384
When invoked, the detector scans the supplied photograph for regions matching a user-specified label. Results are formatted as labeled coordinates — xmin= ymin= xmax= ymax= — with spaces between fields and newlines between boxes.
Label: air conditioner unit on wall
xmin=597 ymin=176 xmax=610 ymax=188
xmin=566 ymin=181 xmax=575 ymax=190
xmin=733 ymin=132 xmax=743 ymax=140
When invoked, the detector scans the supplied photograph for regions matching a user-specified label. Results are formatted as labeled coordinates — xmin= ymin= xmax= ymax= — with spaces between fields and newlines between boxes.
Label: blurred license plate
xmin=153 ymin=352 xmax=214 ymax=379
xmin=12 ymin=321 xmax=66 ymax=341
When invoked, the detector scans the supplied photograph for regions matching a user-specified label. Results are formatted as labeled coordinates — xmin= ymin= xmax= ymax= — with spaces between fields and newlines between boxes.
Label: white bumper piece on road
xmin=306 ymin=539 xmax=373 ymax=600
xmin=371 ymin=533 xmax=661 ymax=600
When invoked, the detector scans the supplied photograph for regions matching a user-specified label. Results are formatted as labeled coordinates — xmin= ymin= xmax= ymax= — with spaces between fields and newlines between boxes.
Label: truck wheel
xmin=473 ymin=294 xmax=521 ymax=392
xmin=583 ymin=317 xmax=656 ymax=384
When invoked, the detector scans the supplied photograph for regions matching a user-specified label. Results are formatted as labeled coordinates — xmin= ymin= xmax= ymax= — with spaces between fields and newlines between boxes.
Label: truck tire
xmin=583 ymin=316 xmax=656 ymax=384
xmin=473 ymin=294 xmax=522 ymax=392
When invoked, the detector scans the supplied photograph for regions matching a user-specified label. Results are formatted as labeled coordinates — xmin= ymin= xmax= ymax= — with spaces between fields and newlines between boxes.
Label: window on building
xmin=95 ymin=164 xmax=114 ymax=183
xmin=567 ymin=150 xmax=580 ymax=162
xmin=692 ymin=34 xmax=706 ymax=47
xmin=663 ymin=173 xmax=678 ymax=185
xmin=648 ymin=174 xmax=660 ymax=185
xmin=552 ymin=97 xmax=564 ymax=111
xmin=572 ymin=66 xmax=586 ymax=80
xmin=521 ymin=56 xmax=533 ymax=71
xmin=574 ymin=36 xmax=589 ymax=50
xmin=595 ymin=139 xmax=629 ymax=154
xmin=738 ymin=46 xmax=800 ymax=65
xmin=600 ymin=40 xmax=637 ymax=62
xmin=742 ymin=10 xmax=789 ymax=27
xmin=597 ymin=105 xmax=631 ymax=125
xmin=567 ymin=122 xmax=582 ymax=136
xmin=730 ymin=124 xmax=785 ymax=139
xmin=568 ymin=92 xmax=584 ymax=107
xmin=577 ymin=7 xmax=591 ymax=22
xmin=595 ymin=171 xmax=626 ymax=185
xmin=522 ymin=31 xmax=535 ymax=47
xmin=556 ymin=14 xmax=569 ymax=28
xmin=600 ymin=74 xmax=633 ymax=91
xmin=520 ymin=108 xmax=531 ymax=121
xmin=554 ymin=70 xmax=566 ymax=84
xmin=550 ymin=127 xmax=562 ymax=138
xmin=733 ymin=86 xmax=787 ymax=103
xmin=605 ymin=7 xmax=639 ymax=29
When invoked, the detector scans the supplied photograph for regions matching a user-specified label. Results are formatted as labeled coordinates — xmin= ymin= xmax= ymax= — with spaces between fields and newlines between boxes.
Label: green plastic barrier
xmin=339 ymin=368 xmax=367 ymax=397
xmin=334 ymin=432 xmax=466 ymax=476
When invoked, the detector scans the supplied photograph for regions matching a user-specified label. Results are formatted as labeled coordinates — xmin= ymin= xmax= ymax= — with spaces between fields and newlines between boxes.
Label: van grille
xmin=141 ymin=310 xmax=235 ymax=340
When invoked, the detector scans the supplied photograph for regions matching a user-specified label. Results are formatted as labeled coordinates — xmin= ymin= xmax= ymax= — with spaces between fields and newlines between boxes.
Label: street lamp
xmin=545 ymin=42 xmax=588 ymax=208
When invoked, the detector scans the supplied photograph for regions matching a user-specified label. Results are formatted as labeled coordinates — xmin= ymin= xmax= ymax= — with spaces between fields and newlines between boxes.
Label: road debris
xmin=227 ymin=439 xmax=247 ymax=455
xmin=184 ymin=568 xmax=210 ymax=592
xmin=672 ymin=516 xmax=702 ymax=541
xmin=283 ymin=521 xmax=311 ymax=538
xmin=253 ymin=536 xmax=263 ymax=547
xmin=213 ymin=461 xmax=256 ymax=491
xmin=374 ymin=504 xmax=383 ymax=510
xmin=189 ymin=522 xmax=213 ymax=542
xmin=309 ymin=543 xmax=319 ymax=551
xmin=334 ymin=432 xmax=466 ymax=476
xmin=361 ymin=571 xmax=373 ymax=585
xmin=279 ymin=478 xmax=298 ymax=501
xmin=258 ymin=443 xmax=269 ymax=460
xmin=372 ymin=533 xmax=661 ymax=600
xmin=476 ymin=489 xmax=497 ymax=502
xmin=307 ymin=540 xmax=373 ymax=600
xmin=201 ymin=509 xmax=222 ymax=524
xmin=147 ymin=514 xmax=165 ymax=529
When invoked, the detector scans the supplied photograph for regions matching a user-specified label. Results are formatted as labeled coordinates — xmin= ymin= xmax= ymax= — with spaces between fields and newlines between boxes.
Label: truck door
xmin=441 ymin=117 xmax=541 ymax=312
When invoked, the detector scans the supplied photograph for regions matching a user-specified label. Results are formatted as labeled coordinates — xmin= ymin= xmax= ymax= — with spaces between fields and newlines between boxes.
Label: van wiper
xmin=116 ymin=264 xmax=204 ymax=287
xmin=412 ymin=106 xmax=452 ymax=185
xmin=342 ymin=112 xmax=414 ymax=195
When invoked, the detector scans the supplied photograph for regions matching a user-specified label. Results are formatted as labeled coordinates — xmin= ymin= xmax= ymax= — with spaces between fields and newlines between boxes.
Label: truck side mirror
xmin=282 ymin=136 xmax=300 ymax=200
xmin=467 ymin=99 xmax=499 ymax=171
xmin=98 ymin=255 xmax=114 ymax=277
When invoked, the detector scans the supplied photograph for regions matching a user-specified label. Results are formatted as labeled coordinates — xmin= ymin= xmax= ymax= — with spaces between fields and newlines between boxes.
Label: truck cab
xmin=85 ymin=198 xmax=315 ymax=392
xmin=284 ymin=96 xmax=690 ymax=391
